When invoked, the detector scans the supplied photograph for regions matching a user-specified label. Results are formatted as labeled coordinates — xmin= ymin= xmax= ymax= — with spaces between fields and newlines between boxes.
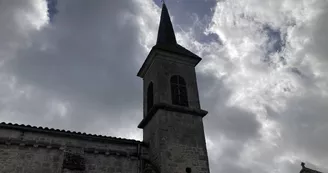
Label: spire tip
xmin=156 ymin=0 xmax=176 ymax=45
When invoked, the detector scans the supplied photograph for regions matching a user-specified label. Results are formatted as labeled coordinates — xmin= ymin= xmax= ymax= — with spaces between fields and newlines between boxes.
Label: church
xmin=0 ymin=2 xmax=324 ymax=173
xmin=0 ymin=3 xmax=211 ymax=173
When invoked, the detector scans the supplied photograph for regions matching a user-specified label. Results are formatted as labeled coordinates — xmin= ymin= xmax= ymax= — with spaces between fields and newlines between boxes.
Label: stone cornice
xmin=138 ymin=103 xmax=208 ymax=129
xmin=137 ymin=44 xmax=202 ymax=78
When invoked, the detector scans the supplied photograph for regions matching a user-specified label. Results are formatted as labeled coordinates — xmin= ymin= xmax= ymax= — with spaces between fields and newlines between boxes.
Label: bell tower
xmin=137 ymin=2 xmax=210 ymax=173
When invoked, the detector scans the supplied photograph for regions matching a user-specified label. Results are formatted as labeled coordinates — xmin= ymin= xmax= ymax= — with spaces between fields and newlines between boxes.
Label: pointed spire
xmin=156 ymin=2 xmax=177 ymax=45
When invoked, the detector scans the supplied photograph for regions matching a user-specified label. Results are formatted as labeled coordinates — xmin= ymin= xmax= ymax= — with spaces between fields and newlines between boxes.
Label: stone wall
xmin=142 ymin=51 xmax=202 ymax=119
xmin=143 ymin=109 xmax=210 ymax=173
xmin=160 ymin=110 xmax=210 ymax=173
xmin=0 ymin=145 xmax=62 ymax=173
xmin=0 ymin=124 xmax=148 ymax=173
xmin=140 ymin=48 xmax=210 ymax=173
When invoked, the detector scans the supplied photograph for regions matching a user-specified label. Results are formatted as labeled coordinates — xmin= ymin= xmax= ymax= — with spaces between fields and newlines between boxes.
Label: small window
xmin=170 ymin=75 xmax=188 ymax=107
xmin=63 ymin=152 xmax=85 ymax=170
xmin=147 ymin=82 xmax=154 ymax=112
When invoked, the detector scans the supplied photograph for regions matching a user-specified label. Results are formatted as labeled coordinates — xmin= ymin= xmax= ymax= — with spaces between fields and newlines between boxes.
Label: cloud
xmin=0 ymin=0 xmax=48 ymax=61
xmin=0 ymin=0 xmax=160 ymax=139
xmin=188 ymin=0 xmax=328 ymax=172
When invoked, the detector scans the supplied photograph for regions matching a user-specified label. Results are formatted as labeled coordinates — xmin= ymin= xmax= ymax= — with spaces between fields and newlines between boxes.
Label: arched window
xmin=147 ymin=82 xmax=154 ymax=112
xmin=170 ymin=75 xmax=188 ymax=107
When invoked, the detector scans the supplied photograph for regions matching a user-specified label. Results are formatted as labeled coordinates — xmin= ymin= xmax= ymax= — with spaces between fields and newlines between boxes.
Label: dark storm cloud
xmin=3 ymin=0 xmax=151 ymax=134
xmin=10 ymin=0 xmax=140 ymax=105
xmin=46 ymin=0 xmax=58 ymax=22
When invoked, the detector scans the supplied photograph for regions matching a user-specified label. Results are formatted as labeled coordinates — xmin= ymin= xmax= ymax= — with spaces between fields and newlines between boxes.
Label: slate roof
xmin=0 ymin=122 xmax=144 ymax=145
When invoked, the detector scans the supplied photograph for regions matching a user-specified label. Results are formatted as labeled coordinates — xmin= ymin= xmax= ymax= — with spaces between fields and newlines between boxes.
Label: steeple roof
xmin=137 ymin=2 xmax=203 ymax=78
xmin=156 ymin=3 xmax=177 ymax=44
xmin=154 ymin=2 xmax=201 ymax=60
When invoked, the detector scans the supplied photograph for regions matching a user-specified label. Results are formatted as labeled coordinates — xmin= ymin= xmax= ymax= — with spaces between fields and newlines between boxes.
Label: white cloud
xmin=189 ymin=0 xmax=328 ymax=172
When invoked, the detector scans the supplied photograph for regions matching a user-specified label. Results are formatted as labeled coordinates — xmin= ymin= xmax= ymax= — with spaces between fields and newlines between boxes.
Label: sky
xmin=0 ymin=0 xmax=328 ymax=172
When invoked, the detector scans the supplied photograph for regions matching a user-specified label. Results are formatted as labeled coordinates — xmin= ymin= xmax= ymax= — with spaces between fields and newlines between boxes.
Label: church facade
xmin=0 ymin=3 xmax=211 ymax=173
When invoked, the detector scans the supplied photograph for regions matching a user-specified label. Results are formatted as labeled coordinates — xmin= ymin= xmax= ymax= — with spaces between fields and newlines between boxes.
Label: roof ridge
xmin=0 ymin=122 xmax=144 ymax=145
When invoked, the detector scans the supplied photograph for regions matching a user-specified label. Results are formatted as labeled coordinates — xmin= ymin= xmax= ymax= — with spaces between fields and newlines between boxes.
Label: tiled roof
xmin=0 ymin=122 xmax=144 ymax=145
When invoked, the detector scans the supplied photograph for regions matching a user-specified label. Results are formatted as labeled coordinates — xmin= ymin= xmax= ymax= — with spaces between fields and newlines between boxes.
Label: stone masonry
xmin=0 ymin=123 xmax=151 ymax=173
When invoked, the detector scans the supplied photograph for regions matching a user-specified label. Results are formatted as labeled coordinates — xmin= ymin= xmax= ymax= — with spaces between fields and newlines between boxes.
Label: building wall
xmin=0 ymin=145 xmax=62 ymax=173
xmin=141 ymin=50 xmax=210 ymax=173
xmin=0 ymin=127 xmax=146 ymax=173
xmin=144 ymin=109 xmax=210 ymax=173
xmin=142 ymin=51 xmax=202 ymax=118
